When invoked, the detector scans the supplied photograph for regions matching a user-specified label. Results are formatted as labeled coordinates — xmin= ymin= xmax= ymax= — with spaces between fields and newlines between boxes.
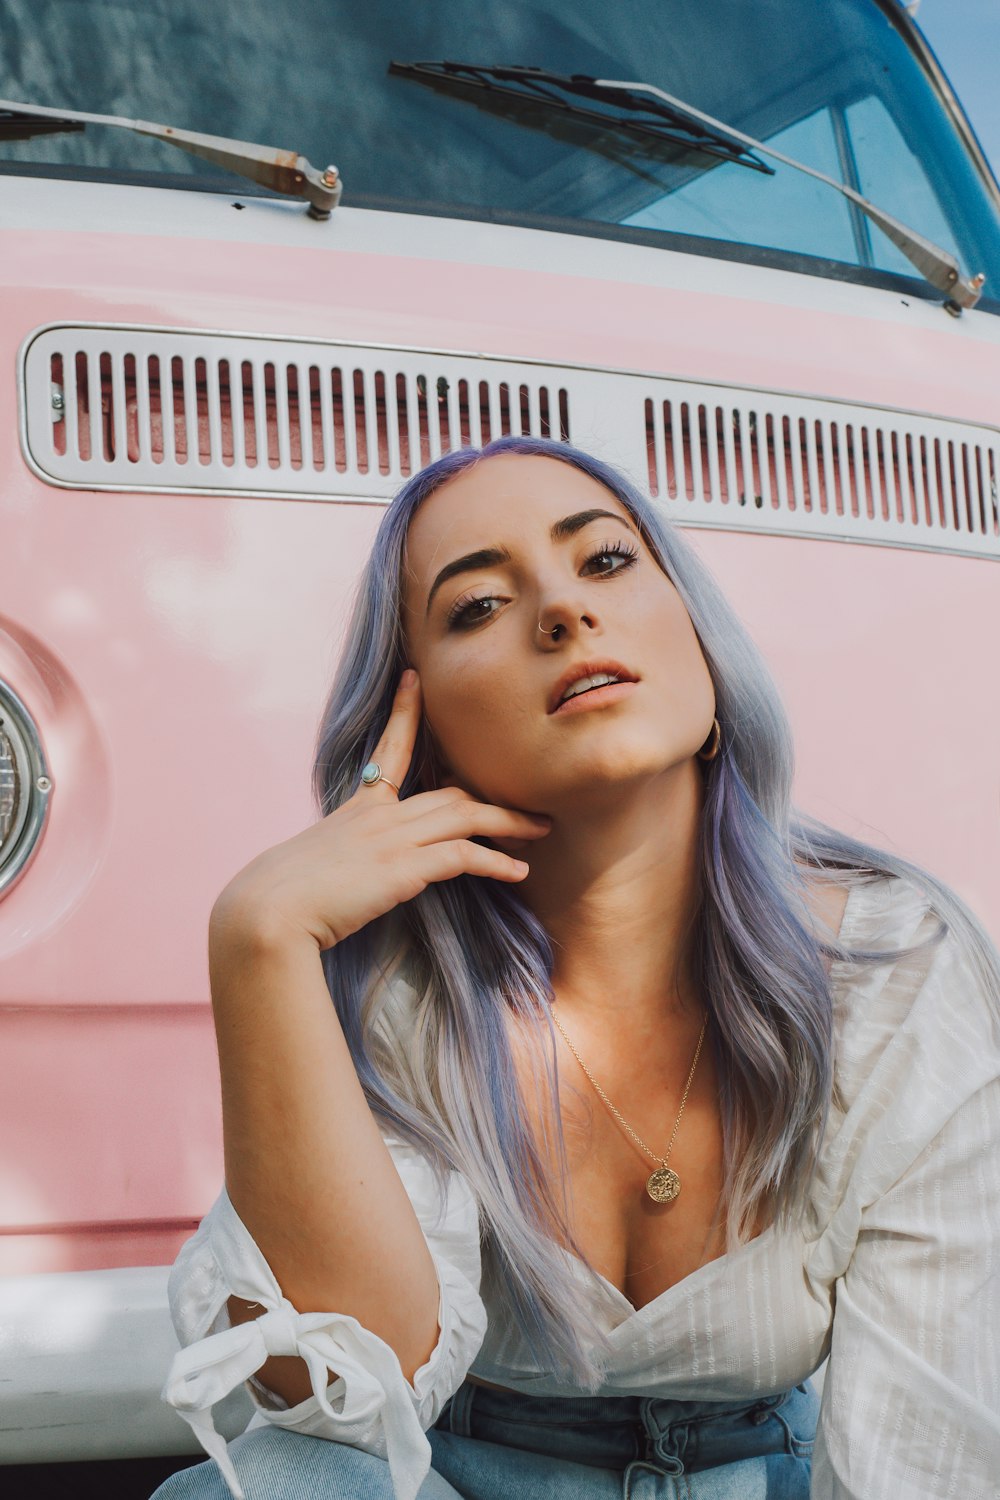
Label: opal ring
xmin=360 ymin=761 xmax=401 ymax=796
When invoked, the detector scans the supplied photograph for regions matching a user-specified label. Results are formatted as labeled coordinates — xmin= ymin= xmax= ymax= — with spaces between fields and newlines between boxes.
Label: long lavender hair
xmin=313 ymin=434 xmax=1000 ymax=1386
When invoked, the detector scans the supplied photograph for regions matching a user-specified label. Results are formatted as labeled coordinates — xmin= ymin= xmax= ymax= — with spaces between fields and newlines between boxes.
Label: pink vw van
xmin=1 ymin=0 xmax=998 ymax=1477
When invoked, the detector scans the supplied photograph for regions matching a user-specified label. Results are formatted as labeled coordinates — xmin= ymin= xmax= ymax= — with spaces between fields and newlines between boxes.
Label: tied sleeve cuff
xmin=161 ymin=1300 xmax=438 ymax=1500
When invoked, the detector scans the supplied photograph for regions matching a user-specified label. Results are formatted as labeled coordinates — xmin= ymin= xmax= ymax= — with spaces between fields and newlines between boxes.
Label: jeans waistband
xmin=438 ymin=1379 xmax=817 ymax=1476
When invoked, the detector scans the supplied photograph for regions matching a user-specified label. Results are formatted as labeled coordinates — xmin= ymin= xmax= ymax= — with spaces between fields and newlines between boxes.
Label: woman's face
xmin=401 ymin=454 xmax=717 ymax=812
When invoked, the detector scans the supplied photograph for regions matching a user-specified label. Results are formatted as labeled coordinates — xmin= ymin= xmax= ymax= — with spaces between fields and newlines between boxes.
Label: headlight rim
xmin=0 ymin=678 xmax=52 ymax=899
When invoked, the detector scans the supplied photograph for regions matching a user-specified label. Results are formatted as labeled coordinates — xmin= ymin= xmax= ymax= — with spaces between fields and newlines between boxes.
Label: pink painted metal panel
xmin=3 ymin=227 xmax=1000 ymax=423
xmin=1 ymin=196 xmax=997 ymax=1280
xmin=0 ymin=1009 xmax=218 ymax=1275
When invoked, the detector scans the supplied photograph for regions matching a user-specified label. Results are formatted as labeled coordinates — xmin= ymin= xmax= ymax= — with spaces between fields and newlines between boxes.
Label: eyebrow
xmin=424 ymin=508 xmax=636 ymax=615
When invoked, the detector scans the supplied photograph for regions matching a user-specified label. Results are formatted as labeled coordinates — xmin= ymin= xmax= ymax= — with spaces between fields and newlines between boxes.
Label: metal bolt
xmin=36 ymin=776 xmax=52 ymax=793
xmin=50 ymin=383 xmax=65 ymax=417
xmin=322 ymin=165 xmax=339 ymax=186
xmin=972 ymin=272 xmax=987 ymax=290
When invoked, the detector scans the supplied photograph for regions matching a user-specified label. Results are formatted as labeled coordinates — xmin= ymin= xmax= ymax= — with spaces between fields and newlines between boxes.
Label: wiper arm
xmin=388 ymin=61 xmax=775 ymax=175
xmin=0 ymin=98 xmax=343 ymax=219
xmin=595 ymin=76 xmax=984 ymax=314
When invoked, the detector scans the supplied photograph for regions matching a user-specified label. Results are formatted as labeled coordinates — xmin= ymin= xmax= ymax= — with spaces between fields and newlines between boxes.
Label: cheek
xmin=422 ymin=652 xmax=538 ymax=784
xmin=668 ymin=626 xmax=717 ymax=727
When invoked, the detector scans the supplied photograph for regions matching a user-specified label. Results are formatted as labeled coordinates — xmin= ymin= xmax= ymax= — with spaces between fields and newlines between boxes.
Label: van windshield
xmin=3 ymin=0 xmax=999 ymax=292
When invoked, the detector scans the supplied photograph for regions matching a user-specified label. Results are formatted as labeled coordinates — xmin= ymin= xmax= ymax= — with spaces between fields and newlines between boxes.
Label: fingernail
xmin=514 ymin=860 xmax=530 ymax=874
xmin=401 ymin=668 xmax=417 ymax=688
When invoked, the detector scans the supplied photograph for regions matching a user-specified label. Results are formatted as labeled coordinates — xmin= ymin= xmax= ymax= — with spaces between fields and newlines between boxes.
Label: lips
xmin=547 ymin=660 xmax=639 ymax=714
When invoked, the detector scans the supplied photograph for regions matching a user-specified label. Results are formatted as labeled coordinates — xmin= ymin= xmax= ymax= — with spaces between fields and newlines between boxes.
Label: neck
xmin=519 ymin=756 xmax=706 ymax=1027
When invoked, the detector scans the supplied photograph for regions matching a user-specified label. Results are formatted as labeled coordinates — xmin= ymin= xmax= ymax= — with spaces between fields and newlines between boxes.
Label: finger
xmin=416 ymin=840 xmax=531 ymax=886
xmin=365 ymin=669 xmax=422 ymax=792
xmin=406 ymin=798 xmax=552 ymax=847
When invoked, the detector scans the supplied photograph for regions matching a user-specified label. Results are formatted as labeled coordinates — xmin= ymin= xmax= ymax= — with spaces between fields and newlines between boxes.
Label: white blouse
xmin=161 ymin=873 xmax=1000 ymax=1500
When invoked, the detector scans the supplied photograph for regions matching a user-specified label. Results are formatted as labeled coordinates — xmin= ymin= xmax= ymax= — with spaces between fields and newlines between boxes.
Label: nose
xmin=536 ymin=593 xmax=600 ymax=646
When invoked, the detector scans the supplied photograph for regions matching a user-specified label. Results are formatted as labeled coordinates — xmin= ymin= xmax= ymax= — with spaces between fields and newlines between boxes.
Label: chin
xmin=531 ymin=744 xmax=691 ymax=806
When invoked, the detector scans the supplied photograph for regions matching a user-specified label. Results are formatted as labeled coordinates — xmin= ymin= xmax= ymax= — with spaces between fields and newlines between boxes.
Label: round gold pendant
xmin=646 ymin=1165 xmax=681 ymax=1203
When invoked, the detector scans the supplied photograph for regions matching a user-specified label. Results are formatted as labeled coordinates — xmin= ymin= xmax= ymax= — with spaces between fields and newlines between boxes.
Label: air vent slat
xmin=420 ymin=375 xmax=437 ymax=462
xmin=109 ymin=353 xmax=126 ymax=467
xmin=833 ymin=424 xmax=849 ymax=518
xmin=817 ymin=421 xmax=833 ymax=516
xmin=158 ymin=358 xmax=174 ymax=467
xmin=63 ymin=351 xmax=79 ymax=463
xmin=86 ymin=351 xmax=101 ymax=465
xmin=205 ymin=355 xmax=223 ymax=470
xmin=869 ymin=426 xmax=881 ymax=525
xmin=226 ymin=363 xmax=242 ymax=470
xmin=303 ymin=364 xmax=317 ymax=471
xmin=382 ymin=372 xmax=400 ymax=476
xmin=314 ymin=366 xmax=332 ymax=475
xmin=978 ymin=447 xmax=993 ymax=535
xmin=271 ymin=362 xmax=285 ymax=469
xmin=467 ymin=377 xmax=483 ymax=449
xmin=718 ymin=407 xmax=735 ymax=509
xmin=244 ymin=360 xmax=260 ymax=471
xmin=522 ymin=383 xmax=537 ymax=446
xmin=357 ymin=366 xmax=373 ymax=471
xmin=184 ymin=356 xmax=200 ymax=468
xmin=959 ymin=443 xmax=973 ymax=533
xmin=911 ymin=434 xmax=926 ymax=526
xmin=487 ymin=381 xmax=501 ymax=445
xmin=19 ymin=324 xmax=1000 ymax=559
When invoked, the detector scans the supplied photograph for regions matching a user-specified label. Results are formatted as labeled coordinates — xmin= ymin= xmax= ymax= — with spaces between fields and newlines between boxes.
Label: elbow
xmin=227 ymin=1293 xmax=337 ymax=1408
xmin=225 ymin=1290 xmax=441 ymax=1401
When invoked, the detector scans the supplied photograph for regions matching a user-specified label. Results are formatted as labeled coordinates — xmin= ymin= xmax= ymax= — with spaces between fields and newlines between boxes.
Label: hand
xmin=211 ymin=669 xmax=552 ymax=951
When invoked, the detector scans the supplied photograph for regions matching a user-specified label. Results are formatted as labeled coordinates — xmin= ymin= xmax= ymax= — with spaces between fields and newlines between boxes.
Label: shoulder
xmin=831 ymin=870 xmax=995 ymax=1045
xmin=817 ymin=871 xmax=1000 ymax=1204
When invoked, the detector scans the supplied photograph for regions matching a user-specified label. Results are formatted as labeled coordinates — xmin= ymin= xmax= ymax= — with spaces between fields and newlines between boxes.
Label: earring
xmin=697 ymin=718 xmax=721 ymax=762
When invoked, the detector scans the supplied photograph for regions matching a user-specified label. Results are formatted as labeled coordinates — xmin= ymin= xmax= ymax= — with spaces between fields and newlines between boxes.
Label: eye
xmin=445 ymin=591 xmax=505 ymax=630
xmin=581 ymin=539 xmax=640 ymax=576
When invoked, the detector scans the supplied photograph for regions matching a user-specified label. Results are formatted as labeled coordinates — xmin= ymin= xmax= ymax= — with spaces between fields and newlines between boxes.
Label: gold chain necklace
xmin=550 ymin=1007 xmax=708 ymax=1204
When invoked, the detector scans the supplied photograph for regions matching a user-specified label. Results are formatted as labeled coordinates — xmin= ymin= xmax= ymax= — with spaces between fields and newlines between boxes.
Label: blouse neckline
xmin=569 ymin=876 xmax=874 ymax=1325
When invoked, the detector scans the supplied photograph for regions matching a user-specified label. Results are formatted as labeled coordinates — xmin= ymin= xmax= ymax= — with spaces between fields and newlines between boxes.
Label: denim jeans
xmin=150 ymin=1377 xmax=818 ymax=1499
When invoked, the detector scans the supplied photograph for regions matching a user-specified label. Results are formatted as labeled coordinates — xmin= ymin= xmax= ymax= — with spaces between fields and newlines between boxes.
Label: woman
xmin=153 ymin=435 xmax=1000 ymax=1500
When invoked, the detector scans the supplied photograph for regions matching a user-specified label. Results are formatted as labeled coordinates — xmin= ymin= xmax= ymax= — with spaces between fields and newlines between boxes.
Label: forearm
xmin=209 ymin=900 xmax=440 ymax=1386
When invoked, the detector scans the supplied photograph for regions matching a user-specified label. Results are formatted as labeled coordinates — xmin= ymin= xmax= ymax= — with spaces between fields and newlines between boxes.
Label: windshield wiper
xmin=392 ymin=62 xmax=985 ymax=314
xmin=388 ymin=62 xmax=774 ymax=175
xmin=598 ymin=76 xmax=984 ymax=313
xmin=0 ymin=99 xmax=343 ymax=218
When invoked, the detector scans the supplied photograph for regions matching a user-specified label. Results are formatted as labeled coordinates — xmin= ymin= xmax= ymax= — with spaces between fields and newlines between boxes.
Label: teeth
xmin=560 ymin=672 xmax=620 ymax=704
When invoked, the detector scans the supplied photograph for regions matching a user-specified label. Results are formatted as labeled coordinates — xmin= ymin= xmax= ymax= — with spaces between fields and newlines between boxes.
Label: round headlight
xmin=0 ymin=680 xmax=52 ymax=897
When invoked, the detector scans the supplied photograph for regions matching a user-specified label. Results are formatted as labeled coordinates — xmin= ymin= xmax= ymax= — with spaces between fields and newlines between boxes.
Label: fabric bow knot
xmin=162 ymin=1300 xmax=433 ymax=1500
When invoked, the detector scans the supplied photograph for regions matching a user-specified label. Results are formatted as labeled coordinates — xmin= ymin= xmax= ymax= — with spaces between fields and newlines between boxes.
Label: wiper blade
xmin=389 ymin=61 xmax=774 ymax=175
xmin=0 ymin=98 xmax=343 ymax=219
xmin=0 ymin=105 xmax=84 ymax=141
